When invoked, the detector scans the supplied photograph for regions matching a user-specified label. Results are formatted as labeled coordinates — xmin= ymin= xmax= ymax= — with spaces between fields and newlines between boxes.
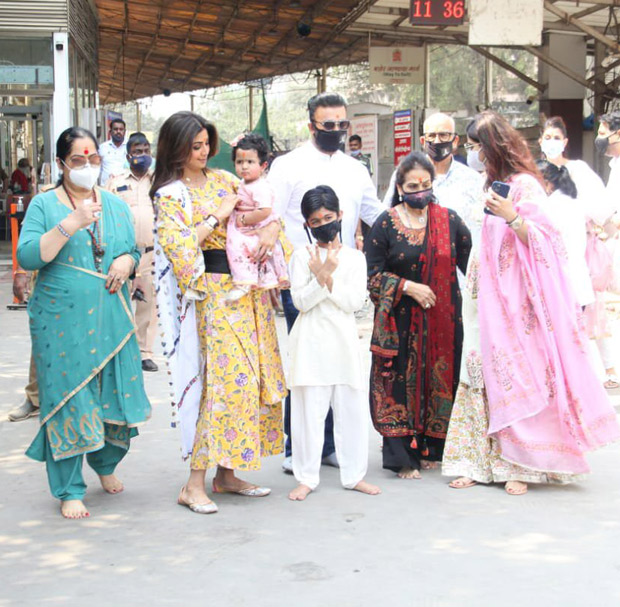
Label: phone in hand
xmin=484 ymin=181 xmax=511 ymax=215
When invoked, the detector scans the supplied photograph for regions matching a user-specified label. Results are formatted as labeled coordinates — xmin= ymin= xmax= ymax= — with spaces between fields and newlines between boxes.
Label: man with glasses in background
xmin=268 ymin=92 xmax=384 ymax=474
xmin=106 ymin=132 xmax=158 ymax=373
xmin=384 ymin=112 xmax=483 ymax=248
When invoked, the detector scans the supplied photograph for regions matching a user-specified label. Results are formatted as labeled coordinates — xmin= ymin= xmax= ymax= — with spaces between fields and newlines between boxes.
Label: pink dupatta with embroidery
xmin=479 ymin=173 xmax=619 ymax=475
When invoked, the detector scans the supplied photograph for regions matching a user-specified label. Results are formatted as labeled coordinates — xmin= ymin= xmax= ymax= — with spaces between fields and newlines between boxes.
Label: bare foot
xmin=449 ymin=477 xmax=477 ymax=489
xmin=60 ymin=499 xmax=89 ymax=519
xmin=99 ymin=474 xmax=124 ymax=494
xmin=288 ymin=484 xmax=312 ymax=501
xmin=352 ymin=480 xmax=381 ymax=495
xmin=421 ymin=460 xmax=438 ymax=470
xmin=397 ymin=467 xmax=421 ymax=479
xmin=505 ymin=481 xmax=528 ymax=496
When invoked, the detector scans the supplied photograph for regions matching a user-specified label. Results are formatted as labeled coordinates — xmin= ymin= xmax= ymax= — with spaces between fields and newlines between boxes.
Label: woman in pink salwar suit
xmin=443 ymin=112 xmax=619 ymax=495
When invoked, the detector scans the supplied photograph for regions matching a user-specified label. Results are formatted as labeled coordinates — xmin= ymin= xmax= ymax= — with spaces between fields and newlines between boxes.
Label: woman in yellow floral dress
xmin=150 ymin=112 xmax=287 ymax=514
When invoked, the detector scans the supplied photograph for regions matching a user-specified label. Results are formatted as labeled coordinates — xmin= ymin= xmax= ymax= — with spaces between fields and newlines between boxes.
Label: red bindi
xmin=84 ymin=148 xmax=89 ymax=154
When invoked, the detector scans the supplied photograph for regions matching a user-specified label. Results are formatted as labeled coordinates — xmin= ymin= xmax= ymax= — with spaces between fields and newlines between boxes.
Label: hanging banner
xmin=349 ymin=115 xmax=378 ymax=186
xmin=369 ymin=47 xmax=425 ymax=86
xmin=393 ymin=109 xmax=413 ymax=167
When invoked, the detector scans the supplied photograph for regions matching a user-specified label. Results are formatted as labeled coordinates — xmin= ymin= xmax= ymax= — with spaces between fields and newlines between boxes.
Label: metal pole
xmin=136 ymin=101 xmax=141 ymax=131
xmin=423 ymin=43 xmax=430 ymax=108
xmin=321 ymin=63 xmax=327 ymax=92
xmin=249 ymin=86 xmax=253 ymax=130
xmin=485 ymin=56 xmax=493 ymax=108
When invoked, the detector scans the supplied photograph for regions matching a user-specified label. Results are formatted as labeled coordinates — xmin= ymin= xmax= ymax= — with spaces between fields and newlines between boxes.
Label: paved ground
xmin=1 ymin=261 xmax=620 ymax=607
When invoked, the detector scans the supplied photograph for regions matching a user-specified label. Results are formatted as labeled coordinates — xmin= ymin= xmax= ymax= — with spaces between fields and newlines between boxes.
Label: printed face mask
xmin=314 ymin=129 xmax=347 ymax=153
xmin=541 ymin=139 xmax=565 ymax=159
xmin=467 ymin=149 xmax=486 ymax=172
xmin=305 ymin=219 xmax=342 ymax=243
xmin=130 ymin=155 xmax=153 ymax=172
xmin=401 ymin=188 xmax=434 ymax=210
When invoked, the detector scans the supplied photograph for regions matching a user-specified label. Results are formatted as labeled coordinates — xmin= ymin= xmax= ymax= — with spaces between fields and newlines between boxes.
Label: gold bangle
xmin=355 ymin=235 xmax=364 ymax=241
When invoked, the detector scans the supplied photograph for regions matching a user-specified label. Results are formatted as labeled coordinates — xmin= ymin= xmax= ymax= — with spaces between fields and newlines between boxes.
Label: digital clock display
xmin=409 ymin=0 xmax=465 ymax=26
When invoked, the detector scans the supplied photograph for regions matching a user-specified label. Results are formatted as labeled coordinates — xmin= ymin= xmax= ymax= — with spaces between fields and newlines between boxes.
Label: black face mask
xmin=305 ymin=219 xmax=342 ymax=244
xmin=425 ymin=140 xmax=453 ymax=162
xmin=314 ymin=129 xmax=347 ymax=153
xmin=595 ymin=135 xmax=610 ymax=155
xmin=402 ymin=188 xmax=434 ymax=210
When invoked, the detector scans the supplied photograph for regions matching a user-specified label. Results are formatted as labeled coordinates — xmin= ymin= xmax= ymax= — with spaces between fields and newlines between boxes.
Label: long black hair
xmin=536 ymin=159 xmax=577 ymax=199
xmin=391 ymin=151 xmax=435 ymax=207
xmin=55 ymin=126 xmax=99 ymax=186
xmin=150 ymin=111 xmax=219 ymax=200
xmin=300 ymin=185 xmax=340 ymax=220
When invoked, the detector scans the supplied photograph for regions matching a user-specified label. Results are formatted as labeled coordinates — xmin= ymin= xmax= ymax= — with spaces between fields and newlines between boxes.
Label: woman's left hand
xmin=485 ymin=190 xmax=517 ymax=223
xmin=106 ymin=254 xmax=135 ymax=294
xmin=254 ymin=221 xmax=280 ymax=262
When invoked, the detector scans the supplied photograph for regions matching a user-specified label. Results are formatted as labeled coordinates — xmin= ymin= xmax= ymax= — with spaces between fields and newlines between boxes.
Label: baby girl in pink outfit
xmin=226 ymin=133 xmax=289 ymax=302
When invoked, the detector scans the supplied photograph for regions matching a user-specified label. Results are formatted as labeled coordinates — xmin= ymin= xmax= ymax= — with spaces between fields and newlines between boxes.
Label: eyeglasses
xmin=424 ymin=132 xmax=456 ymax=143
xmin=67 ymin=154 xmax=102 ymax=168
xmin=312 ymin=120 xmax=351 ymax=131
xmin=463 ymin=142 xmax=480 ymax=151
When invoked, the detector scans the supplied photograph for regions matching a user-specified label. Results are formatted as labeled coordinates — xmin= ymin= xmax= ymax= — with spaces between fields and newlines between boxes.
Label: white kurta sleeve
xmin=328 ymin=250 xmax=367 ymax=313
xmin=358 ymin=169 xmax=384 ymax=229
xmin=267 ymin=156 xmax=293 ymax=217
xmin=289 ymin=250 xmax=330 ymax=312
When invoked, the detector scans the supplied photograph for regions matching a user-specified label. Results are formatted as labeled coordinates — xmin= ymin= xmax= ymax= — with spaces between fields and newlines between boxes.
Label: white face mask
xmin=541 ymin=138 xmax=565 ymax=160
xmin=467 ymin=148 xmax=486 ymax=172
xmin=62 ymin=161 xmax=100 ymax=190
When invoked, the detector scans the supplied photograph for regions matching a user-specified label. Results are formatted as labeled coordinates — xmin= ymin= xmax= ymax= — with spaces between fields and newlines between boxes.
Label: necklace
xmin=184 ymin=169 xmax=207 ymax=188
xmin=403 ymin=206 xmax=427 ymax=228
xmin=64 ymin=186 xmax=105 ymax=271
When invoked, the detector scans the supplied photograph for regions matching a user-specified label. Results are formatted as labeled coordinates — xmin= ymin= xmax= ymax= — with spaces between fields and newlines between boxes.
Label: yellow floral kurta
xmin=157 ymin=169 xmax=286 ymax=470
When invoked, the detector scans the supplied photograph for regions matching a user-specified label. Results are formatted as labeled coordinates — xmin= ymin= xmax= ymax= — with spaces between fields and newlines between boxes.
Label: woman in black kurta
xmin=365 ymin=152 xmax=471 ymax=478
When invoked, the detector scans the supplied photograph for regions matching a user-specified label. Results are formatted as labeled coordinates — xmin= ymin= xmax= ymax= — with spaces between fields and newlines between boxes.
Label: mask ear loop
xmin=304 ymin=225 xmax=313 ymax=244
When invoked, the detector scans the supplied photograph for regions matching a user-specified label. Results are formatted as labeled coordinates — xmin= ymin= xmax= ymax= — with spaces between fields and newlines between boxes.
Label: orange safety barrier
xmin=9 ymin=201 xmax=27 ymax=308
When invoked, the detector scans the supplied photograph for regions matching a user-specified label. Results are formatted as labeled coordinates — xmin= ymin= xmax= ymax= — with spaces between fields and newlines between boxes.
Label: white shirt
xmin=287 ymin=245 xmax=367 ymax=389
xmin=99 ymin=139 xmax=128 ymax=185
xmin=566 ymin=159 xmax=615 ymax=226
xmin=606 ymin=156 xmax=620 ymax=217
xmin=383 ymin=158 xmax=484 ymax=247
xmin=268 ymin=141 xmax=384 ymax=250
xmin=541 ymin=190 xmax=594 ymax=307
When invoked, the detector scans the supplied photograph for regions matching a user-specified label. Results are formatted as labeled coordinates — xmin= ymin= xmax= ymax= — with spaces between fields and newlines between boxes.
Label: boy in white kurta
xmin=287 ymin=185 xmax=381 ymax=501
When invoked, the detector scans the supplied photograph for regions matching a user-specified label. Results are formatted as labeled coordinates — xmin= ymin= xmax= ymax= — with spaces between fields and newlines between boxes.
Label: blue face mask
xmin=129 ymin=154 xmax=152 ymax=172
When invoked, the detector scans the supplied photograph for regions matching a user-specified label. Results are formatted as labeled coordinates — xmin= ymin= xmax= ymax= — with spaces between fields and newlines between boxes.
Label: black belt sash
xmin=202 ymin=249 xmax=231 ymax=274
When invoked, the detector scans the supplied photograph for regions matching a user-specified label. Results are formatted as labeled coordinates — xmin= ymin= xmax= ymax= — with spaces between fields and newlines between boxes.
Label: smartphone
xmin=484 ymin=181 xmax=511 ymax=215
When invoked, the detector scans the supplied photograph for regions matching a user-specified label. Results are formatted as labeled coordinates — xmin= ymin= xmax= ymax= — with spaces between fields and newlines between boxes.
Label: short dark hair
xmin=349 ymin=134 xmax=362 ymax=145
xmin=600 ymin=110 xmax=620 ymax=132
xmin=536 ymin=159 xmax=577 ymax=199
xmin=109 ymin=118 xmax=126 ymax=130
xmin=465 ymin=120 xmax=479 ymax=143
xmin=391 ymin=151 xmax=435 ymax=207
xmin=17 ymin=158 xmax=30 ymax=168
xmin=232 ymin=133 xmax=270 ymax=164
xmin=307 ymin=92 xmax=347 ymax=122
xmin=301 ymin=185 xmax=340 ymax=220
xmin=543 ymin=116 xmax=568 ymax=138
xmin=127 ymin=132 xmax=150 ymax=153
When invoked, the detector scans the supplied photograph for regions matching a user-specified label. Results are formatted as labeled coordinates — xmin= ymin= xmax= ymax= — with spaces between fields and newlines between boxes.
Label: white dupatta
xmin=153 ymin=180 xmax=205 ymax=459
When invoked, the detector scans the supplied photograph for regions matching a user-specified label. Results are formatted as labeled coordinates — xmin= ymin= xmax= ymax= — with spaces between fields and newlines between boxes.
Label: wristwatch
xmin=205 ymin=214 xmax=219 ymax=230
xmin=507 ymin=214 xmax=524 ymax=231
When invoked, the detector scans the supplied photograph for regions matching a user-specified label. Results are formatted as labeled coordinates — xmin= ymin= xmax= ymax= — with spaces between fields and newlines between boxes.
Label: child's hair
xmin=300 ymin=185 xmax=340 ymax=220
xmin=536 ymin=159 xmax=577 ymax=199
xmin=232 ymin=133 xmax=270 ymax=164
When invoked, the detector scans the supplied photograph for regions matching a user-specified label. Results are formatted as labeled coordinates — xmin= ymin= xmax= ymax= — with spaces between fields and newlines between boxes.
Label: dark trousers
xmin=281 ymin=289 xmax=335 ymax=458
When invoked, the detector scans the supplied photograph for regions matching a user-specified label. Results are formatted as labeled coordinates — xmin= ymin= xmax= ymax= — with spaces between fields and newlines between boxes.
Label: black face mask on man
xmin=595 ymin=134 xmax=612 ymax=155
xmin=314 ymin=129 xmax=347 ymax=153
xmin=305 ymin=219 xmax=342 ymax=244
xmin=402 ymin=188 xmax=434 ymax=210
xmin=425 ymin=140 xmax=453 ymax=162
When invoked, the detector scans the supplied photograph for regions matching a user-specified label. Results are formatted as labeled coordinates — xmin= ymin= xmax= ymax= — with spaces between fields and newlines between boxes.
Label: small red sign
xmin=393 ymin=109 xmax=413 ymax=167
xmin=409 ymin=0 xmax=465 ymax=26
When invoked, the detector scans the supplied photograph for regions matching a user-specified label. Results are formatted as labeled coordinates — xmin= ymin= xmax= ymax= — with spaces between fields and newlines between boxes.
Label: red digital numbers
xmin=410 ymin=0 xmax=465 ymax=26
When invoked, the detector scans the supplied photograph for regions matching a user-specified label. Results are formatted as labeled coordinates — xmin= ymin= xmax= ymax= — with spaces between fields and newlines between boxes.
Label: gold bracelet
xmin=355 ymin=235 xmax=364 ymax=241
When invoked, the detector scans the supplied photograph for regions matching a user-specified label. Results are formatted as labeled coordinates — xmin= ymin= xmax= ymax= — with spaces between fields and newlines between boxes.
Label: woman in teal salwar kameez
xmin=17 ymin=127 xmax=151 ymax=519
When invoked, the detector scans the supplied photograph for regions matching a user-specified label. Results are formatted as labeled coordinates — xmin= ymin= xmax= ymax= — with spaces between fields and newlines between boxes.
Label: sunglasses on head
xmin=312 ymin=120 xmax=351 ymax=131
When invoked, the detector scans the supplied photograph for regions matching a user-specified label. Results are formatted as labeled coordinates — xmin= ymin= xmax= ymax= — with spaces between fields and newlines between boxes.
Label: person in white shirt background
xmin=541 ymin=115 xmax=619 ymax=389
xmin=268 ymin=92 xmax=385 ymax=473
xmin=287 ymin=185 xmax=381 ymax=501
xmin=99 ymin=118 xmax=128 ymax=185
xmin=383 ymin=112 xmax=484 ymax=250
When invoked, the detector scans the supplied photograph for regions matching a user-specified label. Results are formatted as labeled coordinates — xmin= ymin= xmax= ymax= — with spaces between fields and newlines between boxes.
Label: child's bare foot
xmin=505 ymin=480 xmax=528 ymax=496
xmin=421 ymin=460 xmax=438 ymax=470
xmin=352 ymin=480 xmax=381 ymax=495
xmin=288 ymin=484 xmax=312 ymax=501
xmin=99 ymin=474 xmax=124 ymax=494
xmin=397 ymin=467 xmax=421 ymax=479
xmin=60 ymin=500 xmax=89 ymax=519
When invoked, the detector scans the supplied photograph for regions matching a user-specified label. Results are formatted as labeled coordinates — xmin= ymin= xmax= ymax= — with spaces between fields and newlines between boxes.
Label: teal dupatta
xmin=17 ymin=188 xmax=151 ymax=462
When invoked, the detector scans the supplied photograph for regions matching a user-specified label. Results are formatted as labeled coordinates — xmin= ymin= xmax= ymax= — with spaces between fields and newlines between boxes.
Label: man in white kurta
xmin=288 ymin=242 xmax=369 ymax=492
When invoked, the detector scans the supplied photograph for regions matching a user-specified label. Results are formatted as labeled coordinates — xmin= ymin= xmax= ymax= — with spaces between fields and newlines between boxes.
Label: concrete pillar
xmin=538 ymin=32 xmax=586 ymax=159
xmin=52 ymin=32 xmax=71 ymax=181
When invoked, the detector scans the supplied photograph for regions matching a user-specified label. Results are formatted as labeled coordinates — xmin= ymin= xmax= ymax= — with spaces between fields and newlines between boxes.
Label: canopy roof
xmin=96 ymin=0 xmax=620 ymax=104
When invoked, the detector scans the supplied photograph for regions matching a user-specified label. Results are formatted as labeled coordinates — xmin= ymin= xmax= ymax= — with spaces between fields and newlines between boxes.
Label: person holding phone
xmin=442 ymin=111 xmax=619 ymax=496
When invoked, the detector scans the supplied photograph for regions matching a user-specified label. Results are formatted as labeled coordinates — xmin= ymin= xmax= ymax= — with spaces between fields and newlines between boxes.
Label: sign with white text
xmin=369 ymin=47 xmax=425 ymax=86
xmin=393 ymin=109 xmax=413 ymax=167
